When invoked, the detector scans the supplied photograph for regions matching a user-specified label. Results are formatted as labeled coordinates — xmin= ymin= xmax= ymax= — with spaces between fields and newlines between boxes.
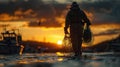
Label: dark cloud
xmin=28 ymin=18 xmax=62 ymax=28
xmin=0 ymin=0 xmax=67 ymax=28
xmin=80 ymin=0 xmax=120 ymax=23
xmin=94 ymin=29 xmax=120 ymax=36
xmin=0 ymin=0 xmax=120 ymax=28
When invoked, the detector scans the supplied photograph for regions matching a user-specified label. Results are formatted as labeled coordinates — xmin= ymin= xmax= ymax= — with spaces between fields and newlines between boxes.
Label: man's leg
xmin=71 ymin=38 xmax=82 ymax=57
xmin=71 ymin=35 xmax=79 ymax=56
xmin=77 ymin=38 xmax=82 ymax=57
xmin=77 ymin=27 xmax=83 ymax=57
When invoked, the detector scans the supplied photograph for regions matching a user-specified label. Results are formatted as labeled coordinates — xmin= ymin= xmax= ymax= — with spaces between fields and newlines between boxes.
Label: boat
xmin=0 ymin=29 xmax=24 ymax=55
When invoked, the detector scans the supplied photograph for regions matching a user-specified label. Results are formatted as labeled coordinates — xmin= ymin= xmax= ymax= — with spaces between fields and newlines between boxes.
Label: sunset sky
xmin=0 ymin=0 xmax=120 ymax=46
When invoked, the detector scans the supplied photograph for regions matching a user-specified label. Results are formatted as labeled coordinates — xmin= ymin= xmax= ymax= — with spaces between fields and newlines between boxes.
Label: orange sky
xmin=0 ymin=21 xmax=120 ymax=46
xmin=0 ymin=0 xmax=120 ymax=46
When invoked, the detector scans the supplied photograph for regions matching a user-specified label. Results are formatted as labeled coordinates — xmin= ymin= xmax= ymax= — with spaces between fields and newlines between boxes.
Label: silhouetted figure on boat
xmin=64 ymin=2 xmax=91 ymax=58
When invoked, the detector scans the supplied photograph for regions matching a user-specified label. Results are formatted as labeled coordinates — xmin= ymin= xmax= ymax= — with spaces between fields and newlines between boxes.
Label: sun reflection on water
xmin=57 ymin=58 xmax=64 ymax=61
xmin=56 ymin=52 xmax=64 ymax=56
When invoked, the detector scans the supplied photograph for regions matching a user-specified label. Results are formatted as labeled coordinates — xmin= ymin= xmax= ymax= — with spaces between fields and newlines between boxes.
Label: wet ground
xmin=0 ymin=52 xmax=120 ymax=67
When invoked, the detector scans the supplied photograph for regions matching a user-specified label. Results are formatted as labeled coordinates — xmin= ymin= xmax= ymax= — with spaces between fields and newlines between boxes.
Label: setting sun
xmin=57 ymin=40 xmax=63 ymax=45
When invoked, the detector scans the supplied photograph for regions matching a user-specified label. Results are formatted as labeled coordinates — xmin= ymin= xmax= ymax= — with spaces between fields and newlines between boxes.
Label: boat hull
xmin=0 ymin=45 xmax=23 ymax=55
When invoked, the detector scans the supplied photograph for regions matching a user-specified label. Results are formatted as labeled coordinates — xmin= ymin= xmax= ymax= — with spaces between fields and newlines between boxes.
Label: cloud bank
xmin=0 ymin=0 xmax=119 ymax=28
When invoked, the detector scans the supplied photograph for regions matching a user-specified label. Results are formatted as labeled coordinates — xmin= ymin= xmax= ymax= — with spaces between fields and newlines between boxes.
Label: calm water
xmin=0 ymin=52 xmax=120 ymax=67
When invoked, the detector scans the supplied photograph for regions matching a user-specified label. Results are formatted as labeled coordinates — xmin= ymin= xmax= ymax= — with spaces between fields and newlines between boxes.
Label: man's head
xmin=71 ymin=2 xmax=79 ymax=7
xmin=70 ymin=2 xmax=80 ymax=10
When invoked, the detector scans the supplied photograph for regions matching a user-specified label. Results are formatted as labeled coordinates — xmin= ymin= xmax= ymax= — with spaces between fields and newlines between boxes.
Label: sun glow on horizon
xmin=0 ymin=21 xmax=120 ymax=46
xmin=57 ymin=40 xmax=63 ymax=46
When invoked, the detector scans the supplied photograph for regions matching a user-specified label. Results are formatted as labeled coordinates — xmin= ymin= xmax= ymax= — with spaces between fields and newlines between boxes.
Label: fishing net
xmin=83 ymin=24 xmax=94 ymax=46
xmin=62 ymin=34 xmax=73 ymax=52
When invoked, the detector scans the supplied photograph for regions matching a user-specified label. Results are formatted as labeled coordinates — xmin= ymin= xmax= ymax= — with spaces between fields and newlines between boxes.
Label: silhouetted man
xmin=64 ymin=2 xmax=91 ymax=58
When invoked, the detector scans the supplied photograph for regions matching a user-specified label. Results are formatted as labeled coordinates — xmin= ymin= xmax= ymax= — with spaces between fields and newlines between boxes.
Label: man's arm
xmin=64 ymin=12 xmax=70 ymax=34
xmin=81 ymin=10 xmax=91 ymax=26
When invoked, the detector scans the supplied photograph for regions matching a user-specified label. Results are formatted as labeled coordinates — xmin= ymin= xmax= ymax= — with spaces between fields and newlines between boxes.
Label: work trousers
xmin=70 ymin=23 xmax=83 ymax=56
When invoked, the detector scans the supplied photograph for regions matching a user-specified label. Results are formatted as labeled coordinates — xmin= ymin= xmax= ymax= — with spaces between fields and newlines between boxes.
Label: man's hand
xmin=64 ymin=27 xmax=69 ymax=34
xmin=87 ymin=23 xmax=91 ymax=27
xmin=65 ymin=30 xmax=69 ymax=34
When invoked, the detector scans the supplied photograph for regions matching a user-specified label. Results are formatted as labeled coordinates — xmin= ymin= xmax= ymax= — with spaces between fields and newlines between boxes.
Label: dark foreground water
xmin=0 ymin=52 xmax=120 ymax=67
